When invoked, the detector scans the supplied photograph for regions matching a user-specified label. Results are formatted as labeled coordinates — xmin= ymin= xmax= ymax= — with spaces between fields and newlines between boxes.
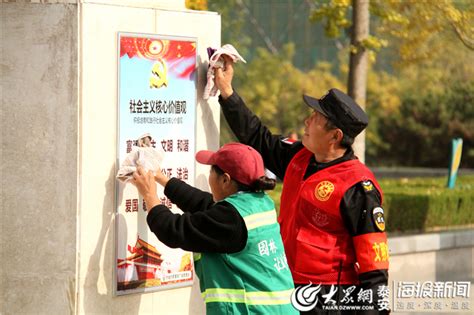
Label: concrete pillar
xmin=1 ymin=1 xmax=220 ymax=314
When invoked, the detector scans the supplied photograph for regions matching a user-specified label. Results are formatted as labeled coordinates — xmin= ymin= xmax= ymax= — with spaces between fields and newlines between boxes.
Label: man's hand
xmin=133 ymin=166 xmax=160 ymax=212
xmin=214 ymin=56 xmax=234 ymax=99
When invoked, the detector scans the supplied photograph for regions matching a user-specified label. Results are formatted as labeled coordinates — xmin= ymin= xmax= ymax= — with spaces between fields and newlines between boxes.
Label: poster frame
xmin=114 ymin=31 xmax=198 ymax=296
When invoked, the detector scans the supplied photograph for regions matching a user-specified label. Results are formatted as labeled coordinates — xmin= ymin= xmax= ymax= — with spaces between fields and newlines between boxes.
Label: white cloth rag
xmin=116 ymin=134 xmax=165 ymax=183
xmin=203 ymin=44 xmax=246 ymax=100
xmin=116 ymin=146 xmax=164 ymax=183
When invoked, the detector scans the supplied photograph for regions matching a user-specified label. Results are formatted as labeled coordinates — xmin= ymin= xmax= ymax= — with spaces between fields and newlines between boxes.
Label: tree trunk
xmin=348 ymin=0 xmax=369 ymax=163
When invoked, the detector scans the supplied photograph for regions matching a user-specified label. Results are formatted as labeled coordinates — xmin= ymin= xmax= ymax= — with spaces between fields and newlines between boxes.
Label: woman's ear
xmin=222 ymin=173 xmax=232 ymax=184
xmin=222 ymin=173 xmax=239 ymax=194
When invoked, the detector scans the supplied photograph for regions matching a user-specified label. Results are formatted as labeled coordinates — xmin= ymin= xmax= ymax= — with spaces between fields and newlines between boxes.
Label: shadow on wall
xmin=195 ymin=173 xmax=210 ymax=193
xmin=188 ymin=276 xmax=206 ymax=315
xmin=187 ymin=173 xmax=209 ymax=314
xmin=83 ymin=166 xmax=141 ymax=313
xmin=197 ymin=55 xmax=220 ymax=152
xmin=189 ymin=57 xmax=217 ymax=313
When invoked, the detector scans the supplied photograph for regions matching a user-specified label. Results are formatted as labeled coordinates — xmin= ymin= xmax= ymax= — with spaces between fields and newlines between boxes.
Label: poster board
xmin=115 ymin=32 xmax=197 ymax=295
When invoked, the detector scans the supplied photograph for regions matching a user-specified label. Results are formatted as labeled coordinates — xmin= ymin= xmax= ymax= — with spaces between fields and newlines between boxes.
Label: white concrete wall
xmin=1 ymin=0 xmax=220 ymax=314
xmin=388 ymin=230 xmax=474 ymax=315
xmin=389 ymin=230 xmax=474 ymax=283
xmin=1 ymin=3 xmax=79 ymax=314
xmin=78 ymin=1 xmax=220 ymax=315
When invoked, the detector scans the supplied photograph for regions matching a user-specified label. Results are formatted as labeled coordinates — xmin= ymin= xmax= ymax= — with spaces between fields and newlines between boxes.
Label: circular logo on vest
xmin=312 ymin=208 xmax=329 ymax=227
xmin=315 ymin=181 xmax=335 ymax=201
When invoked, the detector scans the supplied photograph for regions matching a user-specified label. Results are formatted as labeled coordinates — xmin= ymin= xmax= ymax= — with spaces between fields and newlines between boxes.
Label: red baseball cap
xmin=195 ymin=143 xmax=265 ymax=186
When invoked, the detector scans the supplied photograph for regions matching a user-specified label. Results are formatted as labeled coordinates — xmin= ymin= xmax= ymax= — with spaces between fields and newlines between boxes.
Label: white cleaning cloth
xmin=116 ymin=134 xmax=165 ymax=183
xmin=203 ymin=44 xmax=246 ymax=100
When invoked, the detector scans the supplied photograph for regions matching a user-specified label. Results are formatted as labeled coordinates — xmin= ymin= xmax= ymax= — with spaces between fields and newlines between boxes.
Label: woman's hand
xmin=154 ymin=165 xmax=170 ymax=187
xmin=132 ymin=166 xmax=160 ymax=212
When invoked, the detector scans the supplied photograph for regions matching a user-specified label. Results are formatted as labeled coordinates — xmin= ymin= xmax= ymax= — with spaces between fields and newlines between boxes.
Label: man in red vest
xmin=214 ymin=60 xmax=389 ymax=314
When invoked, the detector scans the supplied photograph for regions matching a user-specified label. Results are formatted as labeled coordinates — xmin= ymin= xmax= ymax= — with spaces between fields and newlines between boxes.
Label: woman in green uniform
xmin=133 ymin=142 xmax=297 ymax=315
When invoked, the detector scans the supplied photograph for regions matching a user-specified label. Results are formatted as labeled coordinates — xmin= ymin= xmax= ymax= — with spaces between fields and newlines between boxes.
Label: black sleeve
xmin=219 ymin=92 xmax=303 ymax=179
xmin=146 ymin=201 xmax=247 ymax=253
xmin=164 ymin=178 xmax=214 ymax=213
xmin=340 ymin=183 xmax=383 ymax=236
xmin=340 ymin=182 xmax=389 ymax=314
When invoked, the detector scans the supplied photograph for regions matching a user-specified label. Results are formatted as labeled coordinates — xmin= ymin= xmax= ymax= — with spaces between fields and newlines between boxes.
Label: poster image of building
xmin=115 ymin=33 xmax=197 ymax=295
xmin=117 ymin=237 xmax=193 ymax=291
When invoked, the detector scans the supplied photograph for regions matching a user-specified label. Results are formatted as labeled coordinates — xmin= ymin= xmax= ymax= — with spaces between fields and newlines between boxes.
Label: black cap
xmin=303 ymin=88 xmax=369 ymax=138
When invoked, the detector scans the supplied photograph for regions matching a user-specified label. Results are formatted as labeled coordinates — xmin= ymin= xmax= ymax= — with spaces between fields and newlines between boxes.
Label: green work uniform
xmin=194 ymin=192 xmax=297 ymax=315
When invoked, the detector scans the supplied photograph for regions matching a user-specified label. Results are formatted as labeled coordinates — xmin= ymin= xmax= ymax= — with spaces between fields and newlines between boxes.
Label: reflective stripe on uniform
xmin=242 ymin=210 xmax=277 ymax=230
xmin=201 ymin=288 xmax=294 ymax=305
xmin=246 ymin=289 xmax=294 ymax=305
xmin=201 ymin=288 xmax=246 ymax=303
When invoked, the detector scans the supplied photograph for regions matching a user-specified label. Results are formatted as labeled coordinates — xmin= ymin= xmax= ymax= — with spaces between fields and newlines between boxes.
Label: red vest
xmin=280 ymin=148 xmax=382 ymax=285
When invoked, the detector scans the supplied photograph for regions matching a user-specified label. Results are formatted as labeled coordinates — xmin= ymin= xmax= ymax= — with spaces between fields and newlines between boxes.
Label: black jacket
xmin=147 ymin=178 xmax=247 ymax=253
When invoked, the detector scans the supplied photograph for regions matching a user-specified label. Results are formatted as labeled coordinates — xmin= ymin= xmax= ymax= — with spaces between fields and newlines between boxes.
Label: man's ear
xmin=332 ymin=129 xmax=344 ymax=143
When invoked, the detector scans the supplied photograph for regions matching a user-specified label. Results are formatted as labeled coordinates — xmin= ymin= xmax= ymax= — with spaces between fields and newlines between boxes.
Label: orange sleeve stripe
xmin=353 ymin=232 xmax=389 ymax=274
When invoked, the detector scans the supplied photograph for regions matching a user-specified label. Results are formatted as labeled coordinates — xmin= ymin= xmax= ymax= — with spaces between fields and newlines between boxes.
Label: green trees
xmin=310 ymin=0 xmax=474 ymax=166
xmin=369 ymin=81 xmax=474 ymax=167
xmin=189 ymin=0 xmax=474 ymax=167
xmin=364 ymin=0 xmax=474 ymax=167
xmin=238 ymin=44 xmax=344 ymax=135
xmin=310 ymin=0 xmax=474 ymax=65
